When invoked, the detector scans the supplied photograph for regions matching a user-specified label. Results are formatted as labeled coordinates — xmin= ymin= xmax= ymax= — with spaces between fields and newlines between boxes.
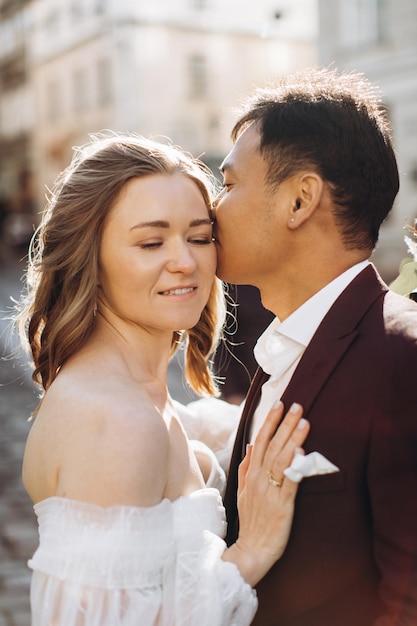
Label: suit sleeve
xmin=369 ymin=327 xmax=417 ymax=626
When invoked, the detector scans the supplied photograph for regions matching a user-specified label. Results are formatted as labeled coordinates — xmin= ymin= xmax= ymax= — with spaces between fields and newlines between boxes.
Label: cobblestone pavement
xmin=0 ymin=247 xmax=197 ymax=625
xmin=0 ymin=249 xmax=38 ymax=626
xmin=0 ymin=355 xmax=37 ymax=626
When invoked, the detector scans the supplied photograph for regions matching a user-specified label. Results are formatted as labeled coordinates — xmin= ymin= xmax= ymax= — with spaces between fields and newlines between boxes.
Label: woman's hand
xmin=222 ymin=401 xmax=309 ymax=587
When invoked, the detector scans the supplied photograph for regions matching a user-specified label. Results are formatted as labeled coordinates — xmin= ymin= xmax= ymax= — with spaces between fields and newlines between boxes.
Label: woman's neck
xmin=87 ymin=314 xmax=173 ymax=392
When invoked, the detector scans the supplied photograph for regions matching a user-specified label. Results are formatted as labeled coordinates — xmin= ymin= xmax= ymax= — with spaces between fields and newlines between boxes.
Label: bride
xmin=18 ymin=132 xmax=309 ymax=625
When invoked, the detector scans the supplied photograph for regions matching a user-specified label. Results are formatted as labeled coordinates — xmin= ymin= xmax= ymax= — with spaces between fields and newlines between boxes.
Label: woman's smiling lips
xmin=158 ymin=286 xmax=197 ymax=296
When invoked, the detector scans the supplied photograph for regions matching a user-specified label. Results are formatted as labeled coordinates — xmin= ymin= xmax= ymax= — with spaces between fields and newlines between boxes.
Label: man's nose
xmin=212 ymin=189 xmax=223 ymax=211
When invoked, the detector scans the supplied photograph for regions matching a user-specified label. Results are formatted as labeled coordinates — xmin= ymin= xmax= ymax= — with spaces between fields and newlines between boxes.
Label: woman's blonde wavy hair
xmin=18 ymin=132 xmax=225 ymax=398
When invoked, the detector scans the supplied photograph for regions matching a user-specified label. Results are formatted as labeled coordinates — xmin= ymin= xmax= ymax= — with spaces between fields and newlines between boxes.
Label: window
xmin=70 ymin=0 xmax=84 ymax=24
xmin=95 ymin=0 xmax=108 ymax=15
xmin=97 ymin=57 xmax=112 ymax=106
xmin=339 ymin=0 xmax=386 ymax=48
xmin=189 ymin=54 xmax=207 ymax=99
xmin=46 ymin=79 xmax=61 ymax=122
xmin=0 ymin=13 xmax=26 ymax=58
xmin=72 ymin=68 xmax=88 ymax=113
xmin=44 ymin=9 xmax=60 ymax=35
xmin=192 ymin=0 xmax=208 ymax=9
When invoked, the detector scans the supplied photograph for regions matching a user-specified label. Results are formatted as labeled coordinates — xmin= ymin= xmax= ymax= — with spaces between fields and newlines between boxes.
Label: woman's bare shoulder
xmin=23 ymin=366 xmax=169 ymax=507
xmin=37 ymin=360 xmax=159 ymax=423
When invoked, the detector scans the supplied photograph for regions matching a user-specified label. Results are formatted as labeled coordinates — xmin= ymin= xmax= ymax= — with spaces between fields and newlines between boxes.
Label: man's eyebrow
xmin=130 ymin=218 xmax=212 ymax=231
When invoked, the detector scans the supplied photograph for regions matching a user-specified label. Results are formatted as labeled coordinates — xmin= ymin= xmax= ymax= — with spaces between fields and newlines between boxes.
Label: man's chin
xmin=215 ymin=265 xmax=238 ymax=284
xmin=214 ymin=259 xmax=227 ymax=282
xmin=214 ymin=247 xmax=241 ymax=283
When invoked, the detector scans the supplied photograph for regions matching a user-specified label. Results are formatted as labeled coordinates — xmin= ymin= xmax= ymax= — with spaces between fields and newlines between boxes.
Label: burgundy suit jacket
xmin=224 ymin=265 xmax=417 ymax=626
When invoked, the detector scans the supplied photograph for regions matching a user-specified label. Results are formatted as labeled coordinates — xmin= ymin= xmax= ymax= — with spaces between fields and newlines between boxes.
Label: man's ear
xmin=288 ymin=173 xmax=324 ymax=229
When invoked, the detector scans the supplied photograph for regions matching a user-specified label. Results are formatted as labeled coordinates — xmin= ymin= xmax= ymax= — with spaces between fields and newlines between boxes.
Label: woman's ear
xmin=288 ymin=173 xmax=323 ymax=229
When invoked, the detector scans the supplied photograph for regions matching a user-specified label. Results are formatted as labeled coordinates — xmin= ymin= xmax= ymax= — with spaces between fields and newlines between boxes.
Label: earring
xmin=93 ymin=302 xmax=97 ymax=317
xmin=289 ymin=217 xmax=295 ymax=223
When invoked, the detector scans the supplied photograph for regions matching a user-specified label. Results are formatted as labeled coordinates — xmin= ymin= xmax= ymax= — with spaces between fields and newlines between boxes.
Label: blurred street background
xmin=0 ymin=247 xmax=37 ymax=626
xmin=1 ymin=0 xmax=417 ymax=624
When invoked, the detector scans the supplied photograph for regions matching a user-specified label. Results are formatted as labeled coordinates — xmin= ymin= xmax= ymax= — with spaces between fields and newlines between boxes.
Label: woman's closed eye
xmin=189 ymin=236 xmax=213 ymax=245
xmin=137 ymin=241 xmax=163 ymax=249
xmin=137 ymin=235 xmax=213 ymax=249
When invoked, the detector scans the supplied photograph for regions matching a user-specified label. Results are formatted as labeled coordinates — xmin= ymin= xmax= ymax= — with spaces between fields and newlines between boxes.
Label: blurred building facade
xmin=0 ymin=0 xmax=318 ymax=226
xmin=0 ymin=0 xmax=35 ymax=248
xmin=318 ymin=0 xmax=417 ymax=280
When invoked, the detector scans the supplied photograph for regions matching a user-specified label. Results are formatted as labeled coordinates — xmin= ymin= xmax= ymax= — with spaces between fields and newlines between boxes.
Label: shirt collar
xmin=255 ymin=260 xmax=370 ymax=355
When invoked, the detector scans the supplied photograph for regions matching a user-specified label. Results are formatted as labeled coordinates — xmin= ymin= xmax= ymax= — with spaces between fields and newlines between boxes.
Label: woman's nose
xmin=167 ymin=243 xmax=197 ymax=272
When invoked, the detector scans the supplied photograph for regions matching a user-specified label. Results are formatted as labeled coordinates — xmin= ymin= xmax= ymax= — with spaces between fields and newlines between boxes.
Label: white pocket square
xmin=284 ymin=451 xmax=340 ymax=483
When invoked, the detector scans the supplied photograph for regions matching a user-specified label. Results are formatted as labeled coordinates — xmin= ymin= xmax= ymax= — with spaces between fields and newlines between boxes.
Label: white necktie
xmin=250 ymin=330 xmax=304 ymax=442
xmin=254 ymin=331 xmax=304 ymax=379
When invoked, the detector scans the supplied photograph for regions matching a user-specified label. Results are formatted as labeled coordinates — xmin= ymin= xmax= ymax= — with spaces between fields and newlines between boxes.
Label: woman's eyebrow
xmin=130 ymin=217 xmax=212 ymax=231
xmin=130 ymin=220 xmax=168 ymax=231
xmin=189 ymin=218 xmax=213 ymax=227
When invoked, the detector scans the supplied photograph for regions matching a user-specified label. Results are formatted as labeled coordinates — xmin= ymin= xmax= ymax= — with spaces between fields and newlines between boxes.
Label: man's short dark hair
xmin=232 ymin=67 xmax=399 ymax=250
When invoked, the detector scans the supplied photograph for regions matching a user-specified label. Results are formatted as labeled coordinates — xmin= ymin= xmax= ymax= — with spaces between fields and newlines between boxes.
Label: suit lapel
xmin=224 ymin=366 xmax=268 ymax=543
xmin=281 ymin=330 xmax=357 ymax=416
xmin=240 ymin=367 xmax=270 ymax=456
xmin=282 ymin=264 xmax=387 ymax=415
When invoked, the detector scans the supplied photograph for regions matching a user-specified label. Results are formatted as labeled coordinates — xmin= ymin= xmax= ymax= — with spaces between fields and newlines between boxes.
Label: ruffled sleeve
xmin=189 ymin=438 xmax=227 ymax=494
xmin=174 ymin=398 xmax=242 ymax=475
xmin=171 ymin=490 xmax=258 ymax=626
xmin=174 ymin=530 xmax=258 ymax=626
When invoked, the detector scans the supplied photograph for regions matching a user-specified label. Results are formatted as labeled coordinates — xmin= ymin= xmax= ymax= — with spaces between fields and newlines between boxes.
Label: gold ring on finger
xmin=267 ymin=470 xmax=283 ymax=488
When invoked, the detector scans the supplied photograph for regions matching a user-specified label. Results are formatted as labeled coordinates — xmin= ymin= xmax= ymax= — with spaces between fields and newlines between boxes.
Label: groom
xmin=213 ymin=67 xmax=417 ymax=626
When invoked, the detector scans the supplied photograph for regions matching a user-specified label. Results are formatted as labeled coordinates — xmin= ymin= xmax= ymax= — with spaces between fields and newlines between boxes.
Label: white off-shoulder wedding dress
xmin=28 ymin=398 xmax=254 ymax=625
xmin=29 ymin=488 xmax=257 ymax=625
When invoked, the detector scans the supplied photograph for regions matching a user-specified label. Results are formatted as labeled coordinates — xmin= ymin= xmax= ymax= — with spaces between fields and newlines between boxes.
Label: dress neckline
xmin=33 ymin=487 xmax=220 ymax=514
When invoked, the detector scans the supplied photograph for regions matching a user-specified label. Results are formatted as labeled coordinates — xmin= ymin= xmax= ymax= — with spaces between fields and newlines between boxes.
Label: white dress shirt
xmin=250 ymin=260 xmax=370 ymax=441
